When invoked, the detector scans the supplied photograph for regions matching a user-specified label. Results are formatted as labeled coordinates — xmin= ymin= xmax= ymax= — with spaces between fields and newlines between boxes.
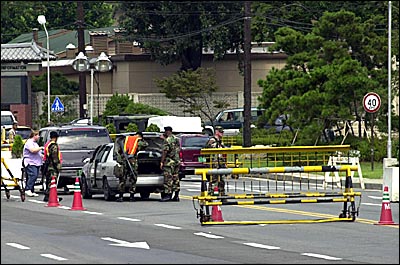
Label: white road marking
xmin=6 ymin=243 xmax=30 ymax=250
xmin=243 ymin=242 xmax=280 ymax=250
xmin=187 ymin=189 xmax=200 ymax=192
xmin=28 ymin=199 xmax=46 ymax=204
xmin=362 ymin=203 xmax=382 ymax=206
xmin=58 ymin=206 xmax=71 ymax=210
xmin=117 ymin=217 xmax=141 ymax=222
xmin=193 ymin=232 xmax=224 ymax=239
xmin=301 ymin=253 xmax=342 ymax=260
xmin=101 ymin=237 xmax=150 ymax=249
xmin=154 ymin=223 xmax=181 ymax=229
xmin=368 ymin=196 xmax=382 ymax=200
xmin=83 ymin=211 xmax=103 ymax=215
xmin=40 ymin=253 xmax=68 ymax=261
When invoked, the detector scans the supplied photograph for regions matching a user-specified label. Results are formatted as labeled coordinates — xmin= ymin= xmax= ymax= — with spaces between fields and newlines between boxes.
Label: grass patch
xmin=358 ymin=162 xmax=383 ymax=179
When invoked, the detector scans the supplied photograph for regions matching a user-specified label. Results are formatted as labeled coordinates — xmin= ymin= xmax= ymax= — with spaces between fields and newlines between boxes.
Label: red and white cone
xmin=375 ymin=186 xmax=398 ymax=225
xmin=70 ymin=177 xmax=86 ymax=211
xmin=211 ymin=186 xmax=224 ymax=222
xmin=46 ymin=176 xmax=60 ymax=207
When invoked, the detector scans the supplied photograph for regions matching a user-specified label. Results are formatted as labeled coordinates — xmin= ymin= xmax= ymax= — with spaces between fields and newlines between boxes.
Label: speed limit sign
xmin=363 ymin=92 xmax=381 ymax=113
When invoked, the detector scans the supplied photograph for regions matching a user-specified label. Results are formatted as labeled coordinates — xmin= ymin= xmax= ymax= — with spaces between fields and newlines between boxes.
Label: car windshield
xmin=182 ymin=137 xmax=209 ymax=148
xmin=1 ymin=116 xmax=14 ymax=126
xmin=16 ymin=129 xmax=32 ymax=139
xmin=57 ymin=129 xmax=111 ymax=150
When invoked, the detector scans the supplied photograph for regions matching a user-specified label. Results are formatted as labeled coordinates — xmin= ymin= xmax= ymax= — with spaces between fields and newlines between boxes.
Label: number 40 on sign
xmin=363 ymin=92 xmax=381 ymax=113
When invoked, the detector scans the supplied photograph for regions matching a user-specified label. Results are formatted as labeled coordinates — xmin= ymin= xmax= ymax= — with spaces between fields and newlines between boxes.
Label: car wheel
xmin=140 ymin=191 xmax=150 ymax=200
xmin=81 ymin=175 xmax=92 ymax=199
xmin=103 ymin=178 xmax=115 ymax=201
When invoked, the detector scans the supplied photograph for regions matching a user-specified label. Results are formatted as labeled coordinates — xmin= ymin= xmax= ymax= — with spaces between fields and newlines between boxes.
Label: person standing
xmin=159 ymin=126 xmax=181 ymax=202
xmin=114 ymin=132 xmax=148 ymax=202
xmin=22 ymin=131 xmax=43 ymax=197
xmin=205 ymin=126 xmax=227 ymax=197
xmin=8 ymin=121 xmax=18 ymax=143
xmin=42 ymin=131 xmax=62 ymax=202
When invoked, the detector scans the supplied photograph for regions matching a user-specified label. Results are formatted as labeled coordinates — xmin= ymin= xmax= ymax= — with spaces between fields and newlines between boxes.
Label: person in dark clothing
xmin=42 ymin=131 xmax=62 ymax=202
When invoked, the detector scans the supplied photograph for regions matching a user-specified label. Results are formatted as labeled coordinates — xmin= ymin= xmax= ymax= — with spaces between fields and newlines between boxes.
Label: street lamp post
xmin=72 ymin=51 xmax=112 ymax=125
xmin=37 ymin=15 xmax=51 ymax=124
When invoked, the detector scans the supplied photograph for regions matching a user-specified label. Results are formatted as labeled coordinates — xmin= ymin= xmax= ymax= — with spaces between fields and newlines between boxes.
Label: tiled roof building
xmin=1 ymin=41 xmax=56 ymax=62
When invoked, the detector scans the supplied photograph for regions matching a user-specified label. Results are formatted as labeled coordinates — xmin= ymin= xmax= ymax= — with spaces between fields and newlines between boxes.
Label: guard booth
xmin=192 ymin=145 xmax=362 ymax=225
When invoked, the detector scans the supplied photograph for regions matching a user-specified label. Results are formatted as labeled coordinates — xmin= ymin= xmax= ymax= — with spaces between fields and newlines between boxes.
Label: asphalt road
xmin=1 ymin=178 xmax=399 ymax=264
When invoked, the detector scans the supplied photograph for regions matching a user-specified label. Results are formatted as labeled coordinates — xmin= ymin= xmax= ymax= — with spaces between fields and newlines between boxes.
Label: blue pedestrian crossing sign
xmin=51 ymin=97 xmax=65 ymax=112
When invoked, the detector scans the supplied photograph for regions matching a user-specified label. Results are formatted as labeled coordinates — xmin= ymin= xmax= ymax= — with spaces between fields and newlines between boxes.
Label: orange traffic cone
xmin=46 ymin=176 xmax=60 ymax=207
xmin=211 ymin=186 xmax=224 ymax=222
xmin=70 ymin=177 xmax=86 ymax=211
xmin=375 ymin=186 xmax=398 ymax=225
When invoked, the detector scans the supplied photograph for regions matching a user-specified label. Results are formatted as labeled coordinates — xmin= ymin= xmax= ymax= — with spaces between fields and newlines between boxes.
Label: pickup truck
xmin=79 ymin=132 xmax=164 ymax=201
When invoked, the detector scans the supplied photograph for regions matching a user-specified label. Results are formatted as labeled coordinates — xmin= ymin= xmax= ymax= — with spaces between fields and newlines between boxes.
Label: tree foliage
xmin=257 ymin=10 xmax=398 ymax=144
xmin=102 ymin=93 xmax=168 ymax=117
xmin=31 ymin=71 xmax=79 ymax=95
xmin=1 ymin=1 xmax=115 ymax=43
xmin=155 ymin=67 xmax=230 ymax=123
xmin=116 ymin=1 xmax=244 ymax=71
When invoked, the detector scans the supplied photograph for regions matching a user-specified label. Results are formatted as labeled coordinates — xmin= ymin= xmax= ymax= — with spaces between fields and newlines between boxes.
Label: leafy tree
xmin=155 ymin=67 xmax=230 ymax=125
xmin=117 ymin=1 xmax=244 ymax=71
xmin=257 ymin=10 xmax=392 ymax=144
xmin=102 ymin=93 xmax=168 ymax=117
xmin=126 ymin=123 xmax=139 ymax=133
xmin=32 ymin=71 xmax=79 ymax=95
xmin=105 ymin=123 xmax=116 ymax=134
xmin=11 ymin=135 xmax=24 ymax=158
xmin=102 ymin=93 xmax=132 ymax=117
xmin=146 ymin=123 xmax=160 ymax=132
xmin=124 ymin=103 xmax=168 ymax=116
xmin=35 ymin=95 xmax=78 ymax=128
xmin=1 ymin=1 xmax=115 ymax=43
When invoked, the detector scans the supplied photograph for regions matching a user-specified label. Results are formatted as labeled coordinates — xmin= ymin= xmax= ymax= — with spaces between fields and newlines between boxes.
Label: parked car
xmin=203 ymin=107 xmax=265 ymax=136
xmin=38 ymin=125 xmax=112 ymax=190
xmin=1 ymin=111 xmax=18 ymax=130
xmin=178 ymin=134 xmax=210 ymax=179
xmin=79 ymin=132 xmax=164 ymax=201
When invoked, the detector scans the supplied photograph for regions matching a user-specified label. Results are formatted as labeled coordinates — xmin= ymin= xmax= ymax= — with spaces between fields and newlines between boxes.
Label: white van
xmin=1 ymin=111 xmax=17 ymax=130
xmin=147 ymin=116 xmax=203 ymax=134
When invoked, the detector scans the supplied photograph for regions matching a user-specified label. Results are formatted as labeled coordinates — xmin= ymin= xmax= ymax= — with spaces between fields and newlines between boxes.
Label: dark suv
xmin=38 ymin=125 xmax=112 ymax=190
xmin=178 ymin=134 xmax=210 ymax=179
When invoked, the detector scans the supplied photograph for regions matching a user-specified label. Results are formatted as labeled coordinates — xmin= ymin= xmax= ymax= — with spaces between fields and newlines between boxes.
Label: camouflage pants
xmin=44 ymin=168 xmax=59 ymax=196
xmin=207 ymin=175 xmax=226 ymax=196
xmin=118 ymin=160 xmax=138 ymax=194
xmin=163 ymin=165 xmax=180 ymax=194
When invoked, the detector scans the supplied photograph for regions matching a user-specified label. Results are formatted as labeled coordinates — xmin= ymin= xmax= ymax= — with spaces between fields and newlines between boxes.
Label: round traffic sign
xmin=363 ymin=92 xmax=381 ymax=113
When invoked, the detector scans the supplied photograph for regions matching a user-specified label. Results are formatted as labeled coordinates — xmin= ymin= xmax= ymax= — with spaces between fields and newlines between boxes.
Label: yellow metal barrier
xmin=192 ymin=164 xmax=361 ymax=225
xmin=1 ymin=157 xmax=25 ymax=201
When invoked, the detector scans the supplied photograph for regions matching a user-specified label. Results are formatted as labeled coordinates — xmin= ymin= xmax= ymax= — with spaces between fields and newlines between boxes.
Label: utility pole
xmin=77 ymin=1 xmax=87 ymax=118
xmin=243 ymin=1 xmax=252 ymax=147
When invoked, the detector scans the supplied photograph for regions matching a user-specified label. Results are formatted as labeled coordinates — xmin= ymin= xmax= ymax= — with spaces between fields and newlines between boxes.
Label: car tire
xmin=103 ymin=178 xmax=115 ymax=201
xmin=81 ymin=175 xmax=92 ymax=199
xmin=140 ymin=191 xmax=150 ymax=200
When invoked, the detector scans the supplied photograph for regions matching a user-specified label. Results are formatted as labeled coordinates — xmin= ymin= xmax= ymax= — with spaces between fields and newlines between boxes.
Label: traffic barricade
xmin=192 ymin=145 xmax=362 ymax=225
xmin=1 ymin=157 xmax=25 ymax=201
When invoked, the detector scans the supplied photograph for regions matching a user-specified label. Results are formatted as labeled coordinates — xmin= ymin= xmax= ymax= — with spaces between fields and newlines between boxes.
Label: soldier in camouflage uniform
xmin=43 ymin=131 xmax=62 ymax=202
xmin=205 ymin=126 xmax=227 ymax=197
xmin=114 ymin=132 xmax=148 ymax=202
xmin=159 ymin=126 xmax=181 ymax=202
